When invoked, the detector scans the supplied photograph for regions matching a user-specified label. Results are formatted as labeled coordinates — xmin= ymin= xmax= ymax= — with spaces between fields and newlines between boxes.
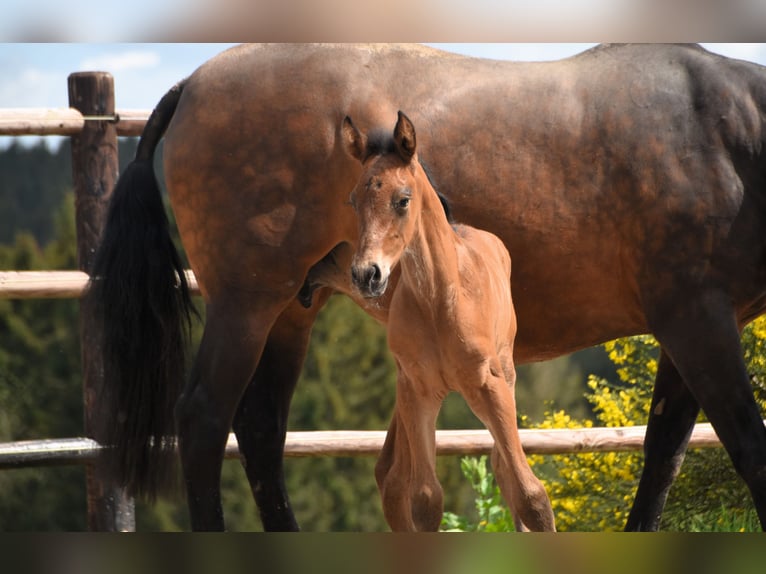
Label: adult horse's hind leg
xmin=232 ymin=292 xmax=332 ymax=531
xmin=625 ymin=350 xmax=700 ymax=531
xmin=647 ymin=291 xmax=766 ymax=530
xmin=175 ymin=296 xmax=285 ymax=531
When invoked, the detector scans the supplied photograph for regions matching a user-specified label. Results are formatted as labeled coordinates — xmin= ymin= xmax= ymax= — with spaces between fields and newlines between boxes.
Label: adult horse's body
xmin=88 ymin=43 xmax=766 ymax=531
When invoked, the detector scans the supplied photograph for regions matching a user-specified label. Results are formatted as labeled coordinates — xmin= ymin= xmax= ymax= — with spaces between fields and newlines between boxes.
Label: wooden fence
xmin=0 ymin=72 xmax=736 ymax=531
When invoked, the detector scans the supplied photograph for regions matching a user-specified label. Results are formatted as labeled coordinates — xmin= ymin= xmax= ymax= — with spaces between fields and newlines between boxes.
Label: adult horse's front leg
xmin=232 ymin=292 xmax=332 ymax=531
xmin=625 ymin=350 xmax=700 ymax=531
xmin=175 ymin=296 xmax=284 ymax=531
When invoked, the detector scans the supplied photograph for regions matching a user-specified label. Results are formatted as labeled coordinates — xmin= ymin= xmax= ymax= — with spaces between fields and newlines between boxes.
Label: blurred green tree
xmin=0 ymin=193 xmax=86 ymax=530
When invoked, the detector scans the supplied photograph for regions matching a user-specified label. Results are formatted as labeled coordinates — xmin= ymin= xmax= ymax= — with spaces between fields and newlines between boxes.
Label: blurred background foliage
xmin=0 ymin=138 xmax=762 ymax=531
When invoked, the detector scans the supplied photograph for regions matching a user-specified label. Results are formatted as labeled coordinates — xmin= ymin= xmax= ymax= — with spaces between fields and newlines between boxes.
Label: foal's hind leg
xmin=233 ymin=293 xmax=331 ymax=531
xmin=625 ymin=350 xmax=700 ymax=531
xmin=176 ymin=297 xmax=284 ymax=531
xmin=647 ymin=291 xmax=766 ymax=530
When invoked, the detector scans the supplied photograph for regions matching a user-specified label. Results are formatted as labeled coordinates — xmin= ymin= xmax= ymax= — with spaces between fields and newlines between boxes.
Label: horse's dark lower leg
xmin=233 ymin=369 xmax=299 ymax=531
xmin=176 ymin=382 xmax=227 ymax=530
xmin=176 ymin=302 xmax=275 ymax=531
xmin=648 ymin=292 xmax=766 ymax=530
xmin=232 ymin=298 xmax=325 ymax=531
xmin=625 ymin=350 xmax=700 ymax=531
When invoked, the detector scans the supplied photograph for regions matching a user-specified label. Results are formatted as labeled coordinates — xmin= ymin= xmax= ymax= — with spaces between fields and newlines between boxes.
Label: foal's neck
xmin=399 ymin=183 xmax=459 ymax=303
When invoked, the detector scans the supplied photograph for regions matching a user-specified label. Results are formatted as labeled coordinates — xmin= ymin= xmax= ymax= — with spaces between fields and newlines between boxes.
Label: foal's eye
xmin=393 ymin=192 xmax=411 ymax=213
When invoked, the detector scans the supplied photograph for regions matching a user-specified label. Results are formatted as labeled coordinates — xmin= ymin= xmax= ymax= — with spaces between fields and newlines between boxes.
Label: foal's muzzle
xmin=351 ymin=263 xmax=388 ymax=298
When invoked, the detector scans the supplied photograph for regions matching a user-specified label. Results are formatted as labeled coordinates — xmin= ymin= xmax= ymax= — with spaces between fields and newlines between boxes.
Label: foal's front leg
xmin=377 ymin=368 xmax=444 ymax=531
xmin=461 ymin=356 xmax=556 ymax=532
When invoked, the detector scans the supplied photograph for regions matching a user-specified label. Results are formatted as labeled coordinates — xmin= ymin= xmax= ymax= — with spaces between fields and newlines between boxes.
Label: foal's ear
xmin=394 ymin=111 xmax=417 ymax=161
xmin=342 ymin=116 xmax=367 ymax=162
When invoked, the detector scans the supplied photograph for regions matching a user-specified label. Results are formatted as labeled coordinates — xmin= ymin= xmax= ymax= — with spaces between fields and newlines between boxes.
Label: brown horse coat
xmin=88 ymin=43 xmax=766 ymax=530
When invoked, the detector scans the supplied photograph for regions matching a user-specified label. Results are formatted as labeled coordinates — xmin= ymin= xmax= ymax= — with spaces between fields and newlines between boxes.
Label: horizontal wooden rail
xmin=0 ymin=423 xmax=734 ymax=470
xmin=0 ymin=108 xmax=150 ymax=137
xmin=0 ymin=270 xmax=200 ymax=299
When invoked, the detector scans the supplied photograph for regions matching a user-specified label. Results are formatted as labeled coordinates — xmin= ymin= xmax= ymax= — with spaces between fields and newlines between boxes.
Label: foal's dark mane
xmin=364 ymin=130 xmax=454 ymax=224
xmin=362 ymin=128 xmax=400 ymax=160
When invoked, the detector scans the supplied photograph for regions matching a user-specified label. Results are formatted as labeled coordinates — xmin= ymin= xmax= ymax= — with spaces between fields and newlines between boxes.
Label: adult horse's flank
xmin=341 ymin=111 xmax=555 ymax=531
xmin=86 ymin=44 xmax=766 ymax=531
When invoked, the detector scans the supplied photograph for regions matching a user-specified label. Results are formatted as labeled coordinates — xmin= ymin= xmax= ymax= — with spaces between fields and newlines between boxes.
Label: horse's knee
xmin=379 ymin=472 xmax=415 ymax=531
xmin=175 ymin=385 xmax=230 ymax=463
xmin=411 ymin=479 xmax=444 ymax=531
xmin=378 ymin=458 xmax=444 ymax=531
xmin=175 ymin=385 xmax=203 ymax=438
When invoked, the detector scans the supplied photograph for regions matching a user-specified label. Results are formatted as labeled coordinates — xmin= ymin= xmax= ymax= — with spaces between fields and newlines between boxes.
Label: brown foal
xmin=342 ymin=111 xmax=555 ymax=532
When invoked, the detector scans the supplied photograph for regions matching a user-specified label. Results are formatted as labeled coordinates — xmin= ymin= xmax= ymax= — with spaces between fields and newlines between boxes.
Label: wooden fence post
xmin=68 ymin=72 xmax=135 ymax=531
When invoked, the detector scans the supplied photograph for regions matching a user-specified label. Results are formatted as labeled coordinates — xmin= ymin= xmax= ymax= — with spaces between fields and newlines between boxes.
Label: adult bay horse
xmin=341 ymin=111 xmax=555 ymax=531
xmin=87 ymin=43 xmax=766 ymax=531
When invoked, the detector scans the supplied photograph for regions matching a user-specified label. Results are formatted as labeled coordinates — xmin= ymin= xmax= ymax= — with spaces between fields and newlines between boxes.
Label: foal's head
xmin=343 ymin=111 xmax=431 ymax=298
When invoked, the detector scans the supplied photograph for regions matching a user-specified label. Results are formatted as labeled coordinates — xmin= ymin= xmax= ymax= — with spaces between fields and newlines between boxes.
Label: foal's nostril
xmin=369 ymin=263 xmax=381 ymax=284
xmin=351 ymin=263 xmax=384 ymax=294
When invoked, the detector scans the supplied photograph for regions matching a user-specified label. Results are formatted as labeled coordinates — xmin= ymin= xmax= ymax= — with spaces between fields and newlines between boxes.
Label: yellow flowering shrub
xmin=526 ymin=318 xmax=766 ymax=531
xmin=442 ymin=317 xmax=765 ymax=531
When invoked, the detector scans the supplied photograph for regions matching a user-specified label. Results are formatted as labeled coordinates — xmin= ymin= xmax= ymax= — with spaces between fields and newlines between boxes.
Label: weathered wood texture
xmin=0 ymin=270 xmax=200 ymax=299
xmin=0 ymin=423 xmax=735 ymax=469
xmin=0 ymin=108 xmax=150 ymax=136
xmin=68 ymin=72 xmax=135 ymax=532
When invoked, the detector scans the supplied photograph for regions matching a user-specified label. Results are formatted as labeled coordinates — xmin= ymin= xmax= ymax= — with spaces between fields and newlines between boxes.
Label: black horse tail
xmin=84 ymin=80 xmax=194 ymax=500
